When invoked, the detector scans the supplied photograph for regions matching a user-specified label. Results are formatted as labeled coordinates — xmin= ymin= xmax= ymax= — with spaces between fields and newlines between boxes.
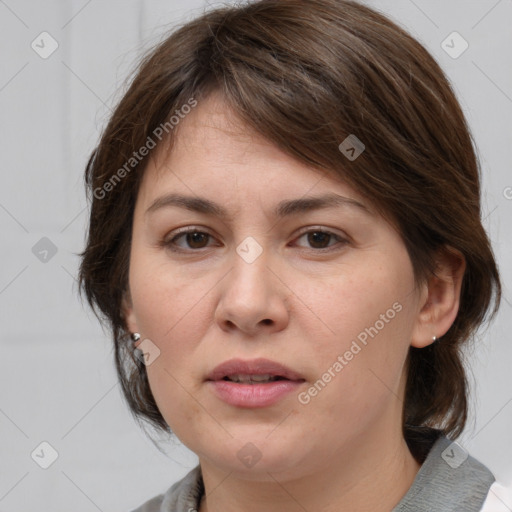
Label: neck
xmin=198 ymin=426 xmax=421 ymax=512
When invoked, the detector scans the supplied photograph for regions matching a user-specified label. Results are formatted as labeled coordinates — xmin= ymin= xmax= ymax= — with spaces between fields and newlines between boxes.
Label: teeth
xmin=226 ymin=374 xmax=282 ymax=383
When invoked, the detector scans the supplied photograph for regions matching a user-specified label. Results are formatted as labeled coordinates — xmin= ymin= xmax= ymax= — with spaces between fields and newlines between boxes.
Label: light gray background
xmin=0 ymin=0 xmax=511 ymax=510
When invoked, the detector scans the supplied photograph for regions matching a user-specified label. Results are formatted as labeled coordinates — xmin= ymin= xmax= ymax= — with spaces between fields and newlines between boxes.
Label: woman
xmin=78 ymin=0 xmax=504 ymax=510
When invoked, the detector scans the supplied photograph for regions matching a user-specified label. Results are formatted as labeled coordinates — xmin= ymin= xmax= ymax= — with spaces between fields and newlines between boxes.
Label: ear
xmin=411 ymin=246 xmax=466 ymax=348
xmin=121 ymin=288 xmax=140 ymax=336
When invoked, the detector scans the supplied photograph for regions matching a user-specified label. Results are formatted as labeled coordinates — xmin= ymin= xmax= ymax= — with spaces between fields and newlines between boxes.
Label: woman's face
xmin=124 ymin=92 xmax=427 ymax=479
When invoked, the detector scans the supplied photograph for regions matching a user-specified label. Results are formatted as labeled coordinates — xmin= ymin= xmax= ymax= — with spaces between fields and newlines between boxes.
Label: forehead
xmin=137 ymin=92 xmax=372 ymax=218
xmin=149 ymin=92 xmax=315 ymax=180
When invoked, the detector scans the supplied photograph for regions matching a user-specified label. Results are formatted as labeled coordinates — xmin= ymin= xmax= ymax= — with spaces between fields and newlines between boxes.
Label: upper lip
xmin=207 ymin=358 xmax=305 ymax=382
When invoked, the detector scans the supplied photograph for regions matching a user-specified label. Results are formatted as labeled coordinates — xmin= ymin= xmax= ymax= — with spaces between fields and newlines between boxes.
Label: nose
xmin=214 ymin=246 xmax=289 ymax=336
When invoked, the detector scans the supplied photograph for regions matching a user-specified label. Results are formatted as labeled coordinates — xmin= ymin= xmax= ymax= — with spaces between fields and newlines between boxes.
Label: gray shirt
xmin=130 ymin=431 xmax=495 ymax=511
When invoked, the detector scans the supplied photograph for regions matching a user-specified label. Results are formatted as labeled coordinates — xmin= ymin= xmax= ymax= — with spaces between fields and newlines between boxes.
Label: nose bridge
xmin=230 ymin=234 xmax=271 ymax=297
xmin=215 ymin=233 xmax=288 ymax=334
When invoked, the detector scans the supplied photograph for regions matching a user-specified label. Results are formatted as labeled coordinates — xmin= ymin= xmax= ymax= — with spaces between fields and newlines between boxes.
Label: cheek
xmin=293 ymin=257 xmax=413 ymax=349
xmin=130 ymin=272 xmax=213 ymax=431
xmin=128 ymin=256 xmax=215 ymax=410
xmin=294 ymin=256 xmax=416 ymax=415
xmin=129 ymin=250 xmax=211 ymax=342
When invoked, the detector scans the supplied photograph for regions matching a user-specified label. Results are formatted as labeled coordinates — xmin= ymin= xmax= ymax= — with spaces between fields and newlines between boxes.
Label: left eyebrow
xmin=144 ymin=192 xmax=371 ymax=220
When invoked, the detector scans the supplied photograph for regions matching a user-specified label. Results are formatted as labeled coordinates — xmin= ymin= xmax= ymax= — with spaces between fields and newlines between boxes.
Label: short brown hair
xmin=78 ymin=0 xmax=501 ymax=448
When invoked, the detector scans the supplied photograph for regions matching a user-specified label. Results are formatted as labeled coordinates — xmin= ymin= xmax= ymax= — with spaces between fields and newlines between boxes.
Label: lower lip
xmin=207 ymin=379 xmax=304 ymax=408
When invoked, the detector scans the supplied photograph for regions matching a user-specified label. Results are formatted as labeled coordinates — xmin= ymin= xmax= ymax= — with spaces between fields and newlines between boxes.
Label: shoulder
xmin=394 ymin=428 xmax=497 ymax=511
xmin=129 ymin=465 xmax=203 ymax=512
xmin=480 ymin=480 xmax=512 ymax=511
xmin=129 ymin=492 xmax=165 ymax=512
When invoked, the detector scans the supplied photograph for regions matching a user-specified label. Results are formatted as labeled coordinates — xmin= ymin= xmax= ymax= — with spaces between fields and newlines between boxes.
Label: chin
xmin=198 ymin=434 xmax=311 ymax=478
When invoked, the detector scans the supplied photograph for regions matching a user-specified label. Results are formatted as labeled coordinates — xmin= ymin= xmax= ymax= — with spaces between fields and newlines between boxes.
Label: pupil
xmin=308 ymin=231 xmax=330 ymax=248
xmin=187 ymin=232 xmax=208 ymax=248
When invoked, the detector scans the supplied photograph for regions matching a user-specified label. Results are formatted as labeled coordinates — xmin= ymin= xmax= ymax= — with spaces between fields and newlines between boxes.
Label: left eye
xmin=294 ymin=229 xmax=346 ymax=250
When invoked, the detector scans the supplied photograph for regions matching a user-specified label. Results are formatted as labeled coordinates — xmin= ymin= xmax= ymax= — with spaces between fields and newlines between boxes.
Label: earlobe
xmin=411 ymin=247 xmax=466 ymax=349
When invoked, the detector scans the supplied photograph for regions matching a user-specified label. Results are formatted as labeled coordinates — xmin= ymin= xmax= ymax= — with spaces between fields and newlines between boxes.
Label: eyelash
xmin=161 ymin=226 xmax=349 ymax=254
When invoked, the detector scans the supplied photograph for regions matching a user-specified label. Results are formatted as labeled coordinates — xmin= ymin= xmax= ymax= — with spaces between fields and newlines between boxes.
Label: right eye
xmin=162 ymin=228 xmax=217 ymax=252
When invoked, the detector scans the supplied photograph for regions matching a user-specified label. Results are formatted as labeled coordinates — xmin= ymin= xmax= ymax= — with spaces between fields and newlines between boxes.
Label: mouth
xmin=220 ymin=374 xmax=291 ymax=384
xmin=206 ymin=358 xmax=306 ymax=408
xmin=206 ymin=357 xmax=306 ymax=383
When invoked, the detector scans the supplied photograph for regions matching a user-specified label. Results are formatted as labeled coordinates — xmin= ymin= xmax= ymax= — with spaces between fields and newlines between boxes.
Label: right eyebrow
xmin=144 ymin=192 xmax=371 ymax=221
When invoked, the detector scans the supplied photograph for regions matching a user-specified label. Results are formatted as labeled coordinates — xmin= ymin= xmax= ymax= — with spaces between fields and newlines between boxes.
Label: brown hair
xmin=77 ymin=0 xmax=501 ymax=449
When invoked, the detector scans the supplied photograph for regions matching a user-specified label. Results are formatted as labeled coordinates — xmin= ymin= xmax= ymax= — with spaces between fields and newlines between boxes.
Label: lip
xmin=207 ymin=380 xmax=304 ymax=408
xmin=206 ymin=357 xmax=305 ymax=382
xmin=206 ymin=358 xmax=306 ymax=408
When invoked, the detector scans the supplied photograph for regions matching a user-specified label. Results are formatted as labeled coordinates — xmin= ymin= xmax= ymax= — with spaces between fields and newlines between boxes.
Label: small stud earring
xmin=432 ymin=335 xmax=437 ymax=342
xmin=131 ymin=332 xmax=141 ymax=343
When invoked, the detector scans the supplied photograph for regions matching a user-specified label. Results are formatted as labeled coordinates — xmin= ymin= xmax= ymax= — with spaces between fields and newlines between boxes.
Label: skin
xmin=123 ymin=91 xmax=465 ymax=512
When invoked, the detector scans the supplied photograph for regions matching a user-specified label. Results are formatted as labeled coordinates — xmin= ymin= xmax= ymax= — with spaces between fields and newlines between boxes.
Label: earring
xmin=432 ymin=335 xmax=437 ymax=342
xmin=131 ymin=332 xmax=141 ymax=343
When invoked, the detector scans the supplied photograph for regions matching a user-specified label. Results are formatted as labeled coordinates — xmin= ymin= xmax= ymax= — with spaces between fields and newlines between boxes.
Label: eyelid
xmin=292 ymin=226 xmax=350 ymax=251
xmin=162 ymin=225 xmax=350 ymax=253
xmin=294 ymin=225 xmax=349 ymax=240
xmin=163 ymin=226 xmax=216 ymax=248
xmin=168 ymin=225 xmax=211 ymax=237
xmin=165 ymin=225 xmax=349 ymax=240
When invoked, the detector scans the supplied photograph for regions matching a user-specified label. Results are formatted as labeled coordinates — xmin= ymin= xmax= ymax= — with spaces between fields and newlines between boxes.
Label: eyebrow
xmin=144 ymin=192 xmax=371 ymax=220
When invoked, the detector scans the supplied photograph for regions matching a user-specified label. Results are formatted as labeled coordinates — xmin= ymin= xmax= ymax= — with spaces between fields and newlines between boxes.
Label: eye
xmin=293 ymin=228 xmax=347 ymax=251
xmin=162 ymin=227 xmax=348 ymax=253
xmin=163 ymin=228 xmax=216 ymax=252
